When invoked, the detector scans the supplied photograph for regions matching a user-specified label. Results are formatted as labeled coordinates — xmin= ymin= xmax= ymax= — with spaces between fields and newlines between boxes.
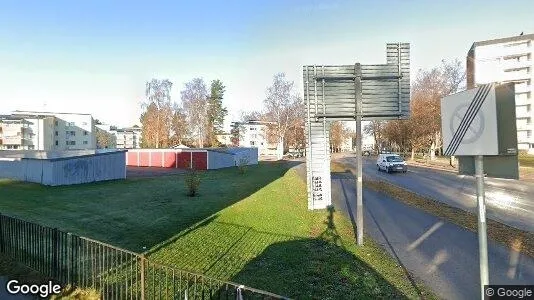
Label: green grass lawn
xmin=0 ymin=162 xmax=289 ymax=252
xmin=0 ymin=162 xmax=431 ymax=299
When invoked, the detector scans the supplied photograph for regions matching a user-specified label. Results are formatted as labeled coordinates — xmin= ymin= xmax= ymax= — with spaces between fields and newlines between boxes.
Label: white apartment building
xmin=0 ymin=115 xmax=55 ymax=150
xmin=467 ymin=33 xmax=534 ymax=151
xmin=231 ymin=120 xmax=283 ymax=157
xmin=112 ymin=126 xmax=142 ymax=149
xmin=1 ymin=110 xmax=97 ymax=150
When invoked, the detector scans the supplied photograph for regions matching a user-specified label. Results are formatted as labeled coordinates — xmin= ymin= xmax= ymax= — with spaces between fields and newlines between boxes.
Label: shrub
xmin=237 ymin=156 xmax=250 ymax=174
xmin=184 ymin=167 xmax=202 ymax=197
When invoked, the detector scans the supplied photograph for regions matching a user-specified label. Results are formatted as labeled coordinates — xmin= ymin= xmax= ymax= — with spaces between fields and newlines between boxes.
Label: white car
xmin=377 ymin=153 xmax=407 ymax=173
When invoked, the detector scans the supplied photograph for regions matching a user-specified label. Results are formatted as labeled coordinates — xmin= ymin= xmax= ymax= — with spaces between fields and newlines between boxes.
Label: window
xmin=55 ymin=121 xmax=58 ymax=126
xmin=66 ymin=141 xmax=76 ymax=146
xmin=250 ymin=141 xmax=256 ymax=146
xmin=66 ymin=131 xmax=75 ymax=136
xmin=28 ymin=145 xmax=35 ymax=150
xmin=84 ymin=131 xmax=88 ymax=136
xmin=55 ymin=140 xmax=58 ymax=146
xmin=83 ymin=141 xmax=88 ymax=145
xmin=55 ymin=131 xmax=58 ymax=136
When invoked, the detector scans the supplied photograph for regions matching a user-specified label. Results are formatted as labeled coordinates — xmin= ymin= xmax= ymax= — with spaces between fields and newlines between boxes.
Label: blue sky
xmin=1 ymin=0 xmax=533 ymax=129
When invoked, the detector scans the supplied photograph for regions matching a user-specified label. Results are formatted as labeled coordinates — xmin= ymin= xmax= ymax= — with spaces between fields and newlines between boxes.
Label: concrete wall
xmin=0 ymin=158 xmax=53 ymax=184
xmin=49 ymin=151 xmax=126 ymax=186
xmin=207 ymin=150 xmax=236 ymax=169
xmin=0 ymin=152 xmax=126 ymax=186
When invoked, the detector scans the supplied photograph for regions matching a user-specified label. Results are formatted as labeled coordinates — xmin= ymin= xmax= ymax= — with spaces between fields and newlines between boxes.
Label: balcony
xmin=515 ymin=84 xmax=532 ymax=94
xmin=517 ymin=124 xmax=532 ymax=131
xmin=516 ymin=110 xmax=531 ymax=119
xmin=501 ymin=58 xmax=532 ymax=70
xmin=502 ymin=69 xmax=531 ymax=82
xmin=2 ymin=136 xmax=23 ymax=145
xmin=500 ymin=43 xmax=531 ymax=58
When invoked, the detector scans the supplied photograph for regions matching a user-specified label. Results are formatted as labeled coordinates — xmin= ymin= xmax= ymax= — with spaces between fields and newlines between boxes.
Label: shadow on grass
xmin=229 ymin=207 xmax=408 ymax=299
xmin=146 ymin=206 xmax=410 ymax=299
xmin=0 ymin=160 xmax=303 ymax=253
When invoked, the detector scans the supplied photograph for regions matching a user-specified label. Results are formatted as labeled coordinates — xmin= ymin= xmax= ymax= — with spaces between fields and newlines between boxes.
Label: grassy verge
xmin=148 ymin=167 xmax=434 ymax=299
xmin=0 ymin=162 xmax=290 ymax=252
xmin=331 ymin=161 xmax=534 ymax=258
xmin=0 ymin=161 xmax=435 ymax=299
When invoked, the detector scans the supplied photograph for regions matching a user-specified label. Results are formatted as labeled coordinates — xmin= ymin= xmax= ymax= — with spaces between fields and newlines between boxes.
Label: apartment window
xmin=28 ymin=145 xmax=35 ymax=150
xmin=83 ymin=141 xmax=88 ymax=145
xmin=55 ymin=140 xmax=58 ymax=146
xmin=55 ymin=121 xmax=58 ymax=126
xmin=249 ymin=127 xmax=256 ymax=130
xmin=55 ymin=131 xmax=58 ymax=136
xmin=250 ymin=141 xmax=256 ymax=146
xmin=84 ymin=131 xmax=88 ymax=136
xmin=66 ymin=131 xmax=76 ymax=136
xmin=66 ymin=141 xmax=76 ymax=146
xmin=66 ymin=122 xmax=75 ymax=127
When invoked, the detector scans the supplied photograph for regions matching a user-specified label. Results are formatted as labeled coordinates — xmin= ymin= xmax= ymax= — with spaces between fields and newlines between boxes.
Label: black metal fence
xmin=0 ymin=213 xmax=289 ymax=300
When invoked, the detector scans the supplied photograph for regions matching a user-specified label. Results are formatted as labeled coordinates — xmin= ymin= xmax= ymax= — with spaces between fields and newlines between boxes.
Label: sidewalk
xmin=294 ymin=164 xmax=534 ymax=300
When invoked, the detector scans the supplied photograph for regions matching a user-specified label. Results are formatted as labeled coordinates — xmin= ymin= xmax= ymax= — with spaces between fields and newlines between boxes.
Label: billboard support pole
xmin=354 ymin=63 xmax=364 ymax=246
xmin=475 ymin=155 xmax=489 ymax=299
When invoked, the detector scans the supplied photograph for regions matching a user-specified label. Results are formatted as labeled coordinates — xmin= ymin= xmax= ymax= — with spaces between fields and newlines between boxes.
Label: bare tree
xmin=181 ymin=78 xmax=209 ymax=148
xmin=330 ymin=121 xmax=351 ymax=152
xmin=263 ymin=73 xmax=302 ymax=159
xmin=410 ymin=59 xmax=466 ymax=160
xmin=363 ymin=121 xmax=385 ymax=152
xmin=171 ymin=105 xmax=189 ymax=146
xmin=95 ymin=127 xmax=115 ymax=149
xmin=140 ymin=79 xmax=174 ymax=148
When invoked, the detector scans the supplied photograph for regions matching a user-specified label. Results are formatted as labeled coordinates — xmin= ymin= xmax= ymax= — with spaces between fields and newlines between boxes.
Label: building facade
xmin=1 ymin=111 xmax=96 ymax=151
xmin=11 ymin=111 xmax=97 ymax=150
xmin=467 ymin=33 xmax=534 ymax=151
xmin=231 ymin=120 xmax=283 ymax=157
xmin=113 ymin=126 xmax=142 ymax=149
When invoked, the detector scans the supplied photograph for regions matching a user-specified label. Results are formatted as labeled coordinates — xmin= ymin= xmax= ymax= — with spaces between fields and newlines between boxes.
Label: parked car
xmin=377 ymin=153 xmax=407 ymax=173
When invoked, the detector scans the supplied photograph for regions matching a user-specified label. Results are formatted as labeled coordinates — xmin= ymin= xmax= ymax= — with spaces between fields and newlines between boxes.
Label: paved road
xmin=294 ymin=163 xmax=534 ymax=299
xmin=339 ymin=156 xmax=534 ymax=232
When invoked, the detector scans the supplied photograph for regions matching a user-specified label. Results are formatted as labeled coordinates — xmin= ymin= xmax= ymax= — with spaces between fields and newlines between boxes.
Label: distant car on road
xmin=377 ymin=153 xmax=407 ymax=173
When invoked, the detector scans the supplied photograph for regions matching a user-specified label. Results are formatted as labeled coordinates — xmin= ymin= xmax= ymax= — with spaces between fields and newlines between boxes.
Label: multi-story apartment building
xmin=0 ymin=110 xmax=97 ymax=150
xmin=113 ymin=126 xmax=142 ymax=149
xmin=467 ymin=33 xmax=534 ymax=152
xmin=0 ymin=115 xmax=56 ymax=150
xmin=230 ymin=120 xmax=283 ymax=156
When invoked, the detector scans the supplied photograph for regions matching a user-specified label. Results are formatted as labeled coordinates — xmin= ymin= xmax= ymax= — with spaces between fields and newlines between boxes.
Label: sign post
xmin=303 ymin=43 xmax=411 ymax=246
xmin=442 ymin=83 xmax=517 ymax=299
xmin=354 ymin=63 xmax=364 ymax=246
xmin=475 ymin=155 xmax=489 ymax=297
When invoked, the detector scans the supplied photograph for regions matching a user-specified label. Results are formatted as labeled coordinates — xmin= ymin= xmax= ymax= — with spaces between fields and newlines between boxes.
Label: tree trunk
xmin=411 ymin=148 xmax=415 ymax=160
xmin=430 ymin=141 xmax=436 ymax=161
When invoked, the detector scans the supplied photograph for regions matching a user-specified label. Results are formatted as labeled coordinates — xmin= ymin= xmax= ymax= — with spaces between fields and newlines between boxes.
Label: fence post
xmin=140 ymin=255 xmax=146 ymax=300
xmin=52 ymin=228 xmax=59 ymax=279
xmin=0 ymin=213 xmax=3 ymax=253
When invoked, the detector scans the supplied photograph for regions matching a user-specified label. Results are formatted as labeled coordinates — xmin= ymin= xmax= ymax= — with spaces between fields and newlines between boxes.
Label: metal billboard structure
xmin=303 ymin=43 xmax=410 ymax=245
